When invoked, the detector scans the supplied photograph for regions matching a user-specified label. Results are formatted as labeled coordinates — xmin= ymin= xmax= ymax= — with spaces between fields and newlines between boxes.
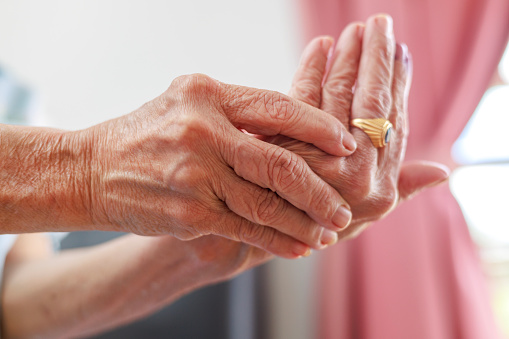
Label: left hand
xmin=268 ymin=14 xmax=449 ymax=240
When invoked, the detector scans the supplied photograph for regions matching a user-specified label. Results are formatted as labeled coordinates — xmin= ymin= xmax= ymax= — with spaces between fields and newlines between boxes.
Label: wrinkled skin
xmin=183 ymin=14 xmax=449 ymax=278
xmin=272 ymin=16 xmax=409 ymax=240
xmin=82 ymin=72 xmax=358 ymax=259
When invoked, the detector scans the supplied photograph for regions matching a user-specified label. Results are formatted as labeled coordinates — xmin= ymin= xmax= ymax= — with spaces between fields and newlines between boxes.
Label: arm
xmin=0 ymin=125 xmax=93 ymax=233
xmin=0 ymin=76 xmax=357 ymax=258
xmin=2 ymin=233 xmax=263 ymax=339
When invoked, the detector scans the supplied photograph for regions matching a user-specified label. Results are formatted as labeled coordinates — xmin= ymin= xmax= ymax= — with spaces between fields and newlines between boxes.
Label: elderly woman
xmin=0 ymin=14 xmax=446 ymax=338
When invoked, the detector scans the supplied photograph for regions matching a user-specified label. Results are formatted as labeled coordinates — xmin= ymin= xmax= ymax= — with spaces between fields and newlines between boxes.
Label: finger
xmin=219 ymin=83 xmax=355 ymax=156
xmin=391 ymin=43 xmax=412 ymax=121
xmin=398 ymin=161 xmax=450 ymax=201
xmin=322 ymin=22 xmax=364 ymax=127
xmin=221 ymin=132 xmax=352 ymax=231
xmin=215 ymin=170 xmax=339 ymax=250
xmin=219 ymin=211 xmax=312 ymax=259
xmin=390 ymin=43 xmax=412 ymax=143
xmin=288 ymin=36 xmax=333 ymax=107
xmin=384 ymin=43 xmax=413 ymax=172
xmin=351 ymin=14 xmax=396 ymax=122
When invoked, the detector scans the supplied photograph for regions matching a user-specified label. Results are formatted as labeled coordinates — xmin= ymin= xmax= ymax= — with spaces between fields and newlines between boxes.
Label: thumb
xmin=398 ymin=161 xmax=450 ymax=201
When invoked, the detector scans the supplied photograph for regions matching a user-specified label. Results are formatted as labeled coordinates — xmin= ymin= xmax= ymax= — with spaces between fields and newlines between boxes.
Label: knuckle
xmin=164 ymin=160 xmax=206 ymax=191
xmin=252 ymin=190 xmax=286 ymax=225
xmin=317 ymin=158 xmax=343 ymax=182
xmin=259 ymin=91 xmax=296 ymax=125
xmin=266 ymin=147 xmax=305 ymax=192
xmin=359 ymin=85 xmax=392 ymax=116
xmin=346 ymin=167 xmax=374 ymax=200
xmin=292 ymin=79 xmax=321 ymax=106
xmin=323 ymin=78 xmax=354 ymax=109
xmin=171 ymin=73 xmax=218 ymax=98
xmin=238 ymin=224 xmax=268 ymax=247
xmin=349 ymin=155 xmax=375 ymax=193
xmin=367 ymin=41 xmax=394 ymax=74
xmin=308 ymin=182 xmax=337 ymax=220
xmin=357 ymin=180 xmax=398 ymax=221
xmin=163 ymin=114 xmax=211 ymax=154
xmin=259 ymin=227 xmax=278 ymax=251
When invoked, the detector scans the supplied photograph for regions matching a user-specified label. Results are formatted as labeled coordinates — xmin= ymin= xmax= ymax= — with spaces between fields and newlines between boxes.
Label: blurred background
xmin=0 ymin=0 xmax=508 ymax=338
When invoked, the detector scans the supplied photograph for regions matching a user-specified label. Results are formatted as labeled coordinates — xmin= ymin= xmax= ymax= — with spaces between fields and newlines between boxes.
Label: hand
xmin=268 ymin=14 xmax=449 ymax=240
xmin=138 ymin=15 xmax=451 ymax=286
xmin=76 ymin=75 xmax=357 ymax=258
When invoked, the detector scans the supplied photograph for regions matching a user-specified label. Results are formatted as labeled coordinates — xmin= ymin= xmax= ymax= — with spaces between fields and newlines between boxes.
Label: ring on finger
xmin=350 ymin=118 xmax=393 ymax=148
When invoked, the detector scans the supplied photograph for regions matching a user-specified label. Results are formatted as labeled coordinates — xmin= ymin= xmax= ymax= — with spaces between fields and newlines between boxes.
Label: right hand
xmin=75 ymin=74 xmax=356 ymax=258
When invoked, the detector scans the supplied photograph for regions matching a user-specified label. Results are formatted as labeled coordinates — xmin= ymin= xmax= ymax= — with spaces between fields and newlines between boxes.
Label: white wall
xmin=0 ymin=0 xmax=301 ymax=129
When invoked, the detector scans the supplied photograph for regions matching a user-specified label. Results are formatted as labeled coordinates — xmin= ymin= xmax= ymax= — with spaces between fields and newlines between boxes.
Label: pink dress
xmin=298 ymin=0 xmax=509 ymax=338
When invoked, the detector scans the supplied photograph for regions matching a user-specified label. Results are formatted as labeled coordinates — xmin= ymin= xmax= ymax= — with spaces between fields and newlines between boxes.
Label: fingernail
xmin=332 ymin=205 xmax=352 ymax=230
xmin=406 ymin=52 xmax=413 ymax=74
xmin=395 ymin=43 xmax=409 ymax=68
xmin=321 ymin=36 xmax=334 ymax=56
xmin=357 ymin=24 xmax=365 ymax=39
xmin=342 ymin=132 xmax=357 ymax=152
xmin=320 ymin=228 xmax=338 ymax=248
xmin=374 ymin=14 xmax=393 ymax=34
xmin=293 ymin=242 xmax=311 ymax=258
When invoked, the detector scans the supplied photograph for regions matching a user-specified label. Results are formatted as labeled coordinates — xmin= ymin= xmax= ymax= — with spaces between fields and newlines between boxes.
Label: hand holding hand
xmin=78 ymin=75 xmax=356 ymax=258
xmin=145 ymin=14 xmax=451 ymax=284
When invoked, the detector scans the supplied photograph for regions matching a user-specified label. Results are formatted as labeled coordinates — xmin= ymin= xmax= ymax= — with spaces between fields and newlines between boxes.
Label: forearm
xmin=0 ymin=124 xmax=93 ymax=233
xmin=1 ymin=234 xmax=217 ymax=339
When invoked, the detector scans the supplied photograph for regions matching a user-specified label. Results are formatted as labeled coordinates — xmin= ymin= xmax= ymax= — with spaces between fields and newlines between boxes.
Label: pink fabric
xmin=298 ymin=1 xmax=509 ymax=338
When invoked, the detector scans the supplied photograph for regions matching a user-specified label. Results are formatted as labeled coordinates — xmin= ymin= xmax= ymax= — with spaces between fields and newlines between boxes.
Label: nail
xmin=320 ymin=228 xmax=338 ymax=248
xmin=342 ymin=132 xmax=357 ymax=152
xmin=357 ymin=24 xmax=365 ymax=40
xmin=293 ymin=242 xmax=311 ymax=258
xmin=406 ymin=51 xmax=413 ymax=74
xmin=374 ymin=14 xmax=393 ymax=34
xmin=321 ymin=36 xmax=334 ymax=56
xmin=332 ymin=205 xmax=352 ymax=230
xmin=395 ymin=43 xmax=409 ymax=69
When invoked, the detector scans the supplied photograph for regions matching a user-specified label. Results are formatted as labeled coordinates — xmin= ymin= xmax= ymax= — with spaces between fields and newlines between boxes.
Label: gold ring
xmin=350 ymin=118 xmax=393 ymax=148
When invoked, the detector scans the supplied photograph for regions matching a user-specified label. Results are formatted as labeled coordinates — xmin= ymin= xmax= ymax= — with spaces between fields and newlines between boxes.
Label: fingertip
xmin=341 ymin=21 xmax=365 ymax=40
xmin=426 ymin=162 xmax=451 ymax=183
xmin=342 ymin=131 xmax=357 ymax=153
xmin=291 ymin=241 xmax=311 ymax=259
xmin=370 ymin=13 xmax=393 ymax=34
xmin=325 ymin=119 xmax=357 ymax=156
xmin=395 ymin=43 xmax=408 ymax=61
xmin=319 ymin=36 xmax=335 ymax=56
xmin=357 ymin=23 xmax=366 ymax=39
xmin=332 ymin=204 xmax=352 ymax=231
xmin=398 ymin=161 xmax=451 ymax=200
xmin=302 ymin=248 xmax=313 ymax=257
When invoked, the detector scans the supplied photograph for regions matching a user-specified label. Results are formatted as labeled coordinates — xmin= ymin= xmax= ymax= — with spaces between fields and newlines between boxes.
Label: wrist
xmin=149 ymin=235 xmax=229 ymax=286
xmin=0 ymin=124 xmax=94 ymax=232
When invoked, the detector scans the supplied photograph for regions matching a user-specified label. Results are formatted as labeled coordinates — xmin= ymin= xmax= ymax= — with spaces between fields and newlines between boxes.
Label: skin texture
xmin=0 ymin=77 xmax=357 ymax=259
xmin=80 ymin=76 xmax=360 ymax=258
xmin=269 ymin=15 xmax=449 ymax=239
xmin=1 ymin=14 xmax=449 ymax=339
